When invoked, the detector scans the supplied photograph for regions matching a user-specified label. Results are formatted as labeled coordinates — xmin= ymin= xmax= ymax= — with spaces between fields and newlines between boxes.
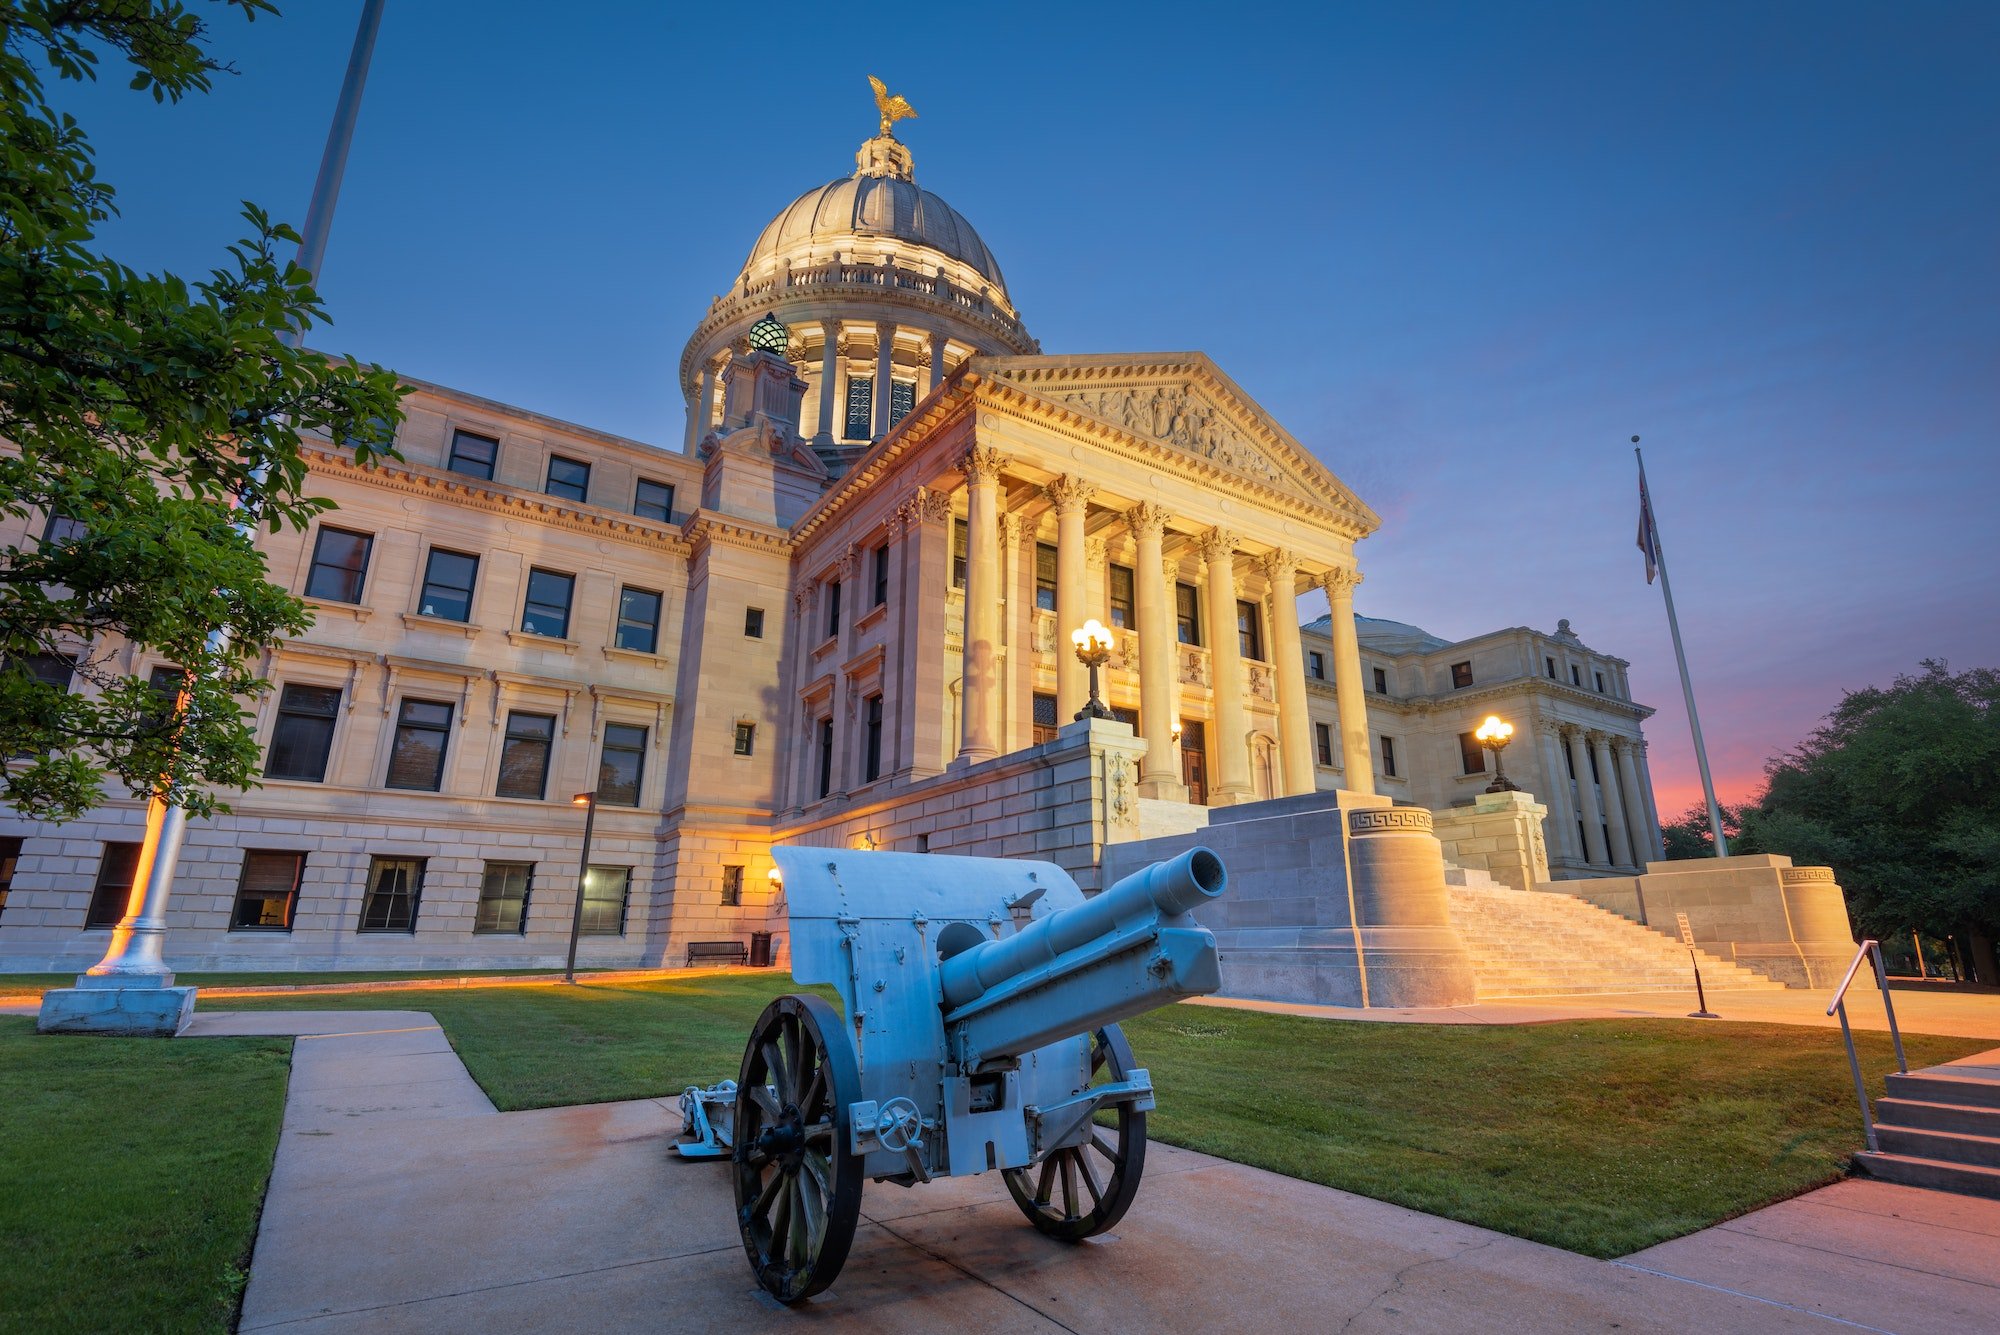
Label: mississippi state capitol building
xmin=0 ymin=110 xmax=1666 ymax=973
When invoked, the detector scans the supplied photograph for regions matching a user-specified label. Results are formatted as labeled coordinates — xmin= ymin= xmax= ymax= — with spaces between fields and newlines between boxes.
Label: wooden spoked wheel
xmin=1003 ymin=1023 xmax=1147 ymax=1241
xmin=731 ymin=994 xmax=863 ymax=1303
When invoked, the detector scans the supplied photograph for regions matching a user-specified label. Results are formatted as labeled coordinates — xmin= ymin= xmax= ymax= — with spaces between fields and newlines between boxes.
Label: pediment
xmin=974 ymin=354 xmax=1378 ymax=532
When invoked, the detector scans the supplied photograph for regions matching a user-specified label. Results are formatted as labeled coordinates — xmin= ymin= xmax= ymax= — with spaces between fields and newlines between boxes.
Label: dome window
xmin=747 ymin=313 xmax=790 ymax=357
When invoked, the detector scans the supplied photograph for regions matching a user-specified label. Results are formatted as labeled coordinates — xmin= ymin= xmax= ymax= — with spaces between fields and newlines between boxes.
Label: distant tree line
xmin=1662 ymin=661 xmax=1999 ymax=985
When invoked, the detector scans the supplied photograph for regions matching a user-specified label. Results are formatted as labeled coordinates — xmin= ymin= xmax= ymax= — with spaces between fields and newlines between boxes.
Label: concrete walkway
xmin=205 ymin=1010 xmax=2000 ymax=1335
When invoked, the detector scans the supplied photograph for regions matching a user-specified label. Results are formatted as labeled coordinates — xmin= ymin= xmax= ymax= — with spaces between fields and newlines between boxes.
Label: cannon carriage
xmin=677 ymin=844 xmax=1229 ymax=1303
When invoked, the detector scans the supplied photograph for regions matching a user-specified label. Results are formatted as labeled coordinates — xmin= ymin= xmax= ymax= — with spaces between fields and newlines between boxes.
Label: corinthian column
xmin=1613 ymin=738 xmax=1653 ymax=868
xmin=1595 ymin=731 xmax=1635 ymax=868
xmin=1201 ymin=529 xmax=1252 ymax=803
xmin=1567 ymin=725 xmax=1611 ymax=866
xmin=1127 ymin=504 xmax=1181 ymax=797
xmin=1318 ymin=567 xmax=1375 ymax=797
xmin=1262 ymin=550 xmax=1314 ymax=795
xmin=814 ymin=319 xmax=838 ymax=446
xmin=1044 ymin=475 xmax=1095 ymax=720
xmin=957 ymin=446 xmax=1008 ymax=763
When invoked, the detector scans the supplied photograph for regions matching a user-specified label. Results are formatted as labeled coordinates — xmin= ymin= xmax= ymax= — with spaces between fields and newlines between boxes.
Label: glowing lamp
xmin=1070 ymin=620 xmax=1116 ymax=721
xmin=1474 ymin=715 xmax=1519 ymax=793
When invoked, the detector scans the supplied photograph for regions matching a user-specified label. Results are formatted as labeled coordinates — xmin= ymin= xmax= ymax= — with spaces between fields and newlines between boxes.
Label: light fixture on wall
xmin=1170 ymin=717 xmax=1184 ymax=747
xmin=1474 ymin=716 xmax=1519 ymax=793
xmin=1069 ymin=619 xmax=1116 ymax=722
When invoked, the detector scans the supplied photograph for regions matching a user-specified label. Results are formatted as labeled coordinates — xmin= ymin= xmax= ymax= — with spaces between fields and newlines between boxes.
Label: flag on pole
xmin=1636 ymin=466 xmax=1661 ymax=585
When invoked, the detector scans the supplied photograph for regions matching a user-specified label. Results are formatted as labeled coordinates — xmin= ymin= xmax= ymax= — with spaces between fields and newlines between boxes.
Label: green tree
xmin=1738 ymin=661 xmax=2000 ymax=983
xmin=1 ymin=1 xmax=403 ymax=822
xmin=1659 ymin=801 xmax=1756 ymax=861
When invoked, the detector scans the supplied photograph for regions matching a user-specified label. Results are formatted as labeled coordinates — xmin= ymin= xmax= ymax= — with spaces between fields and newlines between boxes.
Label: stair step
xmin=1886 ymin=1071 xmax=2000 ymax=1112
xmin=1875 ymin=1124 xmax=2000 ymax=1168
xmin=1853 ymin=1150 xmax=2000 ymax=1200
xmin=1876 ymin=1098 xmax=2000 ymax=1139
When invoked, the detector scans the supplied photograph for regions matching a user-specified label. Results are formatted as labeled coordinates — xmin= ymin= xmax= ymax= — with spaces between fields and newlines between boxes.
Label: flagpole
xmin=47 ymin=0 xmax=389 ymax=1021
xmin=1635 ymin=438 xmax=1729 ymax=857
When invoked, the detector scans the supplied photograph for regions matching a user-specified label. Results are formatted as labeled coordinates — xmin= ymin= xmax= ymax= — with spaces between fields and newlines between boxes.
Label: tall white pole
xmin=77 ymin=0 xmax=389 ymax=989
xmin=1635 ymin=440 xmax=1729 ymax=857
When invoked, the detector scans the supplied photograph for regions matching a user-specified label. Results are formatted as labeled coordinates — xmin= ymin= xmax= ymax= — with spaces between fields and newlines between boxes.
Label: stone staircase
xmin=1855 ymin=1062 xmax=2000 ymax=1199
xmin=1444 ymin=869 xmax=1789 ymax=999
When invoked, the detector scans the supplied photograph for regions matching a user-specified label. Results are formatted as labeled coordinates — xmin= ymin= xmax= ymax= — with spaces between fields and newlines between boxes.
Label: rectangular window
xmin=385 ymin=699 xmax=453 ymax=791
xmin=1373 ymin=666 xmax=1388 ymax=694
xmin=1545 ymin=656 xmax=1557 ymax=679
xmin=41 ymin=512 xmax=86 ymax=547
xmin=616 ymin=586 xmax=662 ymax=654
xmin=265 ymin=683 xmax=341 ymax=781
xmin=825 ymin=580 xmax=842 ymax=638
xmin=0 ymin=835 xmax=19 ymax=920
xmin=86 ymin=842 xmax=141 ymax=929
xmin=580 ymin=865 xmax=630 ymax=935
xmin=864 ymin=694 xmax=884 ymax=782
xmin=418 ymin=549 xmax=479 ymax=622
xmin=474 ymin=861 xmax=532 ymax=935
xmin=521 ymin=568 xmax=575 ymax=639
xmin=1595 ymin=671 xmax=1606 ymax=694
xmin=844 ymin=375 xmax=874 ymax=438
xmin=952 ymin=518 xmax=968 ymax=589
xmin=14 ymin=652 xmax=74 ymax=693
xmin=1571 ymin=664 xmax=1582 ymax=686
xmin=304 ymin=526 xmax=373 ymax=604
xmin=1314 ymin=721 xmax=1334 ymax=767
xmin=634 ymin=477 xmax=676 ymax=522
xmin=496 ymin=711 xmax=555 ymax=800
xmin=1380 ymin=734 xmax=1398 ymax=778
xmin=598 ymin=723 xmax=647 ymax=807
xmin=889 ymin=379 xmax=916 ymax=428
xmin=721 ymin=864 xmax=743 ymax=908
xmin=359 ymin=856 xmax=423 ymax=932
xmin=734 ymin=722 xmax=756 ymax=755
xmin=744 ymin=607 xmax=765 ymax=638
xmin=1451 ymin=661 xmax=1474 ymax=689
xmin=1035 ymin=543 xmax=1058 ymax=611
xmin=447 ymin=429 xmax=498 ymax=479
xmin=1175 ymin=583 xmax=1201 ymax=645
xmin=1109 ymin=564 xmax=1134 ymax=630
xmin=1459 ymin=731 xmax=1487 ymax=775
xmin=545 ymin=453 xmax=590 ymax=503
xmin=1237 ymin=600 xmax=1263 ymax=661
xmin=1307 ymin=650 xmax=1325 ymax=680
xmin=231 ymin=851 xmax=303 ymax=931
xmin=817 ymin=716 xmax=835 ymax=799
xmin=873 ymin=544 xmax=890 ymax=607
xmin=1033 ymin=692 xmax=1060 ymax=745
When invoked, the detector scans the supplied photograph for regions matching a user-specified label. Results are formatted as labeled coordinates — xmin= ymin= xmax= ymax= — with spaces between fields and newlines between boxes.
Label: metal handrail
xmin=1825 ymin=939 xmax=1908 ymax=1152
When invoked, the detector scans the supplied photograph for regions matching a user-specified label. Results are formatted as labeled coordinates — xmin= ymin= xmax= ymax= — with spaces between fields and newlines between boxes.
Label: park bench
xmin=686 ymin=939 xmax=749 ymax=968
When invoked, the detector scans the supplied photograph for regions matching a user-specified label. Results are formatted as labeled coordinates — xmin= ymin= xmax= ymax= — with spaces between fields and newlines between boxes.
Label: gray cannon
xmin=685 ymin=845 xmax=1227 ymax=1303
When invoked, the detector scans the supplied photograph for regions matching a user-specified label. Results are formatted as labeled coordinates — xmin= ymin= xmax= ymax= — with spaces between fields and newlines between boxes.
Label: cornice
xmin=682 ymin=512 xmax=795 ymax=557
xmin=304 ymin=448 xmax=693 ymax=558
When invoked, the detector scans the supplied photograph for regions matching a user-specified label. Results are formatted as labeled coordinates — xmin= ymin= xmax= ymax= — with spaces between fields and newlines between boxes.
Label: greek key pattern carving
xmin=1042 ymin=473 xmax=1096 ymax=515
xmin=1348 ymin=807 xmax=1435 ymax=835
xmin=1780 ymin=866 xmax=1837 ymax=884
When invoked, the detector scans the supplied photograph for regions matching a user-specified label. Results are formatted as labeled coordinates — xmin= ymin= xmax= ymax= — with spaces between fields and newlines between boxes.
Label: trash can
xmin=749 ymin=932 xmax=773 ymax=968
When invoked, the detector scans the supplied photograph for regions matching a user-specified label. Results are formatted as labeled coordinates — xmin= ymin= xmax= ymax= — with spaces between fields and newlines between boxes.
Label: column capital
xmin=1259 ymin=548 xmax=1302 ymax=585
xmin=1198 ymin=527 xmax=1242 ymax=563
xmin=819 ymin=317 xmax=840 ymax=338
xmin=1318 ymin=566 xmax=1364 ymax=597
xmin=1043 ymin=473 xmax=1096 ymax=515
xmin=1123 ymin=501 xmax=1171 ymax=541
xmin=955 ymin=445 xmax=1010 ymax=485
xmin=898 ymin=485 xmax=954 ymax=529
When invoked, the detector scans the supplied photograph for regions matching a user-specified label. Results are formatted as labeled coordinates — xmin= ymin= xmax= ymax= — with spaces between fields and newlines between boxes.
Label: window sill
xmin=226 ymin=925 xmax=296 ymax=934
xmin=402 ymin=611 xmax=478 ymax=638
xmin=601 ymin=645 xmax=670 ymax=669
xmin=507 ymin=629 xmax=579 ymax=654
xmin=811 ymin=636 xmax=838 ymax=660
xmin=308 ymin=600 xmax=373 ymax=622
xmin=855 ymin=602 xmax=889 ymax=633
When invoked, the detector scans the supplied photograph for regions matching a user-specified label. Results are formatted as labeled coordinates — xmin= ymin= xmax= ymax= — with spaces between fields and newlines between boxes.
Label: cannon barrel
xmin=939 ymin=846 xmax=1225 ymax=1010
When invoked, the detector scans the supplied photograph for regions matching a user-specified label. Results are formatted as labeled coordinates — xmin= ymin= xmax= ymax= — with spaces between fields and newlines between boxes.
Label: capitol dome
xmin=739 ymin=174 xmax=1007 ymax=293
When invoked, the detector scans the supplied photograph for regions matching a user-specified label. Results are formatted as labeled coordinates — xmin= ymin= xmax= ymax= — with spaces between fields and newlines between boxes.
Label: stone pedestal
xmin=38 ymin=977 xmax=197 ymax=1037
xmin=1431 ymin=790 xmax=1551 ymax=893
xmin=1346 ymin=807 xmax=1478 ymax=1008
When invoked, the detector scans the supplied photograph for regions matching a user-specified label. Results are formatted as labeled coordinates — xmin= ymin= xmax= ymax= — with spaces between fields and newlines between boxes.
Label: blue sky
xmin=58 ymin=1 xmax=2000 ymax=812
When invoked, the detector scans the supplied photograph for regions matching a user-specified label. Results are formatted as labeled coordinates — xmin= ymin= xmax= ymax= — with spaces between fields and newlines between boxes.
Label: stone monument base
xmin=37 ymin=982 xmax=197 ymax=1037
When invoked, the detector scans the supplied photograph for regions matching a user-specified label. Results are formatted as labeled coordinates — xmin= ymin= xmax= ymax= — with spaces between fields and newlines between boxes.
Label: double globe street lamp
xmin=1475 ymin=714 xmax=1519 ymax=794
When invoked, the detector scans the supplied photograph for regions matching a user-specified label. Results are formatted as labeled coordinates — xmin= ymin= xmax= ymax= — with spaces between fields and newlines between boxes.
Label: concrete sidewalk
xmin=208 ymin=1009 xmax=2000 ymax=1335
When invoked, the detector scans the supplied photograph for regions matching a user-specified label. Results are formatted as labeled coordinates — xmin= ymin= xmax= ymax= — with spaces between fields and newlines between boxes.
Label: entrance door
xmin=1180 ymin=720 xmax=1208 ymax=805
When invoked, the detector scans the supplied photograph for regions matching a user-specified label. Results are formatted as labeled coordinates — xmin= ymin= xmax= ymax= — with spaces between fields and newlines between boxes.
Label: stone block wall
xmin=1432 ymin=790 xmax=1551 ymax=892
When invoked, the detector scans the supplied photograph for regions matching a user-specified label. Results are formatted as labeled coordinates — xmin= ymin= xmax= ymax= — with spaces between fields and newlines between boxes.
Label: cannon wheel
xmin=1004 ymin=1023 xmax=1147 ymax=1241
xmin=731 ymin=994 xmax=863 ymax=1303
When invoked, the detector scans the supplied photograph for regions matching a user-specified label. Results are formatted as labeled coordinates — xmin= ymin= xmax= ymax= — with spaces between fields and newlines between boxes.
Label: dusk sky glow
xmin=61 ymin=1 xmax=1999 ymax=818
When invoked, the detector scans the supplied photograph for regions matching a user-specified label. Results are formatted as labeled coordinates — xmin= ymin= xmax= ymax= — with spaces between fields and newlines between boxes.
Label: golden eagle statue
xmin=868 ymin=75 xmax=917 ymax=138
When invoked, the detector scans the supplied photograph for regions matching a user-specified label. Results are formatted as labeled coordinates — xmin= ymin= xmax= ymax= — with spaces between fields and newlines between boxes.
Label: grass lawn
xmin=0 ymin=967 xmax=624 ymax=994
xmin=209 ymin=975 xmax=1987 ymax=1256
xmin=0 ymin=1018 xmax=290 ymax=1334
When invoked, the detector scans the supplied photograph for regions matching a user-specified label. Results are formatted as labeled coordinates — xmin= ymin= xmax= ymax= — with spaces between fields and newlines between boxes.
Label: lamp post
xmin=564 ymin=791 xmax=598 ymax=984
xmin=1070 ymin=619 xmax=1116 ymax=722
xmin=1475 ymin=715 xmax=1519 ymax=793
